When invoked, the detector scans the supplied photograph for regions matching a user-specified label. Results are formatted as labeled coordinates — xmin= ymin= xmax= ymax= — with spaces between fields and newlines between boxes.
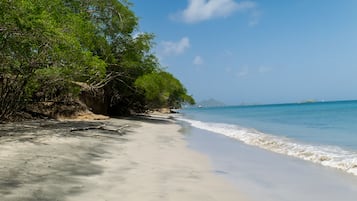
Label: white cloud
xmin=249 ymin=10 xmax=261 ymax=26
xmin=132 ymin=31 xmax=143 ymax=39
xmin=193 ymin=56 xmax=204 ymax=65
xmin=175 ymin=0 xmax=257 ymax=24
xmin=224 ymin=50 xmax=233 ymax=57
xmin=258 ymin=66 xmax=272 ymax=74
xmin=160 ymin=37 xmax=190 ymax=56
xmin=225 ymin=67 xmax=232 ymax=73
xmin=237 ymin=67 xmax=249 ymax=77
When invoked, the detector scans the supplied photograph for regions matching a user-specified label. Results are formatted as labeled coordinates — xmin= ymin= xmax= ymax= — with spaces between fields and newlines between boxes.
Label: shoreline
xmin=0 ymin=116 xmax=247 ymax=201
xmin=184 ymin=126 xmax=357 ymax=201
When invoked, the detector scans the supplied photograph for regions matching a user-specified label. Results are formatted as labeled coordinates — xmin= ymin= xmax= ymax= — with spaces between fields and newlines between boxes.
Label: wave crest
xmin=179 ymin=118 xmax=357 ymax=176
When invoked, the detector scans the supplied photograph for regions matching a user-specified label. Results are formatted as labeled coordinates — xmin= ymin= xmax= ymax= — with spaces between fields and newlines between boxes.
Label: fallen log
xmin=70 ymin=124 xmax=129 ymax=134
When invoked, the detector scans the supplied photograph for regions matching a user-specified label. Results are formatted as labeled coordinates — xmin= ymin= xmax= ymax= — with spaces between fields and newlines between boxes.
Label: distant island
xmin=196 ymin=99 xmax=226 ymax=108
xmin=299 ymin=99 xmax=320 ymax=104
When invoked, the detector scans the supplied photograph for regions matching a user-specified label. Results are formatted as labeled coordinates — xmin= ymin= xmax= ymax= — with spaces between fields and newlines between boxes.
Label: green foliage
xmin=135 ymin=71 xmax=195 ymax=109
xmin=0 ymin=0 xmax=194 ymax=119
xmin=0 ymin=0 xmax=106 ymax=118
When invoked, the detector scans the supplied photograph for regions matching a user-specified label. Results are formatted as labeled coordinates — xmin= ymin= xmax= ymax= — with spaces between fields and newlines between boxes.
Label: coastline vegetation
xmin=0 ymin=0 xmax=194 ymax=121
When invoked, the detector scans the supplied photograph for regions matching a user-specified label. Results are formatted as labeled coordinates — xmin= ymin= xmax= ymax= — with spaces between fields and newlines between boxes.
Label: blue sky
xmin=130 ymin=0 xmax=357 ymax=105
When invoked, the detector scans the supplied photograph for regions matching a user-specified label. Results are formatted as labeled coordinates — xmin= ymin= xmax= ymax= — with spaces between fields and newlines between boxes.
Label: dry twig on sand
xmin=70 ymin=125 xmax=129 ymax=134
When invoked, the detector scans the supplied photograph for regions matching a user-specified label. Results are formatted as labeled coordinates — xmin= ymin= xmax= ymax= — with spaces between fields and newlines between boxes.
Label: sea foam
xmin=179 ymin=118 xmax=357 ymax=176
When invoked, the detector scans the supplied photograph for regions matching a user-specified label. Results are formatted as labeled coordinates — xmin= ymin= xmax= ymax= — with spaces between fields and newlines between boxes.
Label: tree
xmin=0 ymin=0 xmax=195 ymax=120
xmin=63 ymin=0 xmax=148 ymax=114
xmin=0 ymin=0 xmax=106 ymax=119
xmin=135 ymin=71 xmax=195 ymax=109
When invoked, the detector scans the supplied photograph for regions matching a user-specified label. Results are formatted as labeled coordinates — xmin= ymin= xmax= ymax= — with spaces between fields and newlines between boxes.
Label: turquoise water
xmin=179 ymin=100 xmax=357 ymax=176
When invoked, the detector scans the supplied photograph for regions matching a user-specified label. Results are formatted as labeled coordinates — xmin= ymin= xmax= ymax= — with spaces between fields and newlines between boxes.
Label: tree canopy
xmin=0 ymin=0 xmax=194 ymax=120
xmin=135 ymin=71 xmax=195 ymax=109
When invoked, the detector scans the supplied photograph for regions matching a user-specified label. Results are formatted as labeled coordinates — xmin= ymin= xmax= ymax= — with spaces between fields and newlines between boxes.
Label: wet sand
xmin=185 ymin=126 xmax=357 ymax=201
xmin=0 ymin=117 xmax=247 ymax=201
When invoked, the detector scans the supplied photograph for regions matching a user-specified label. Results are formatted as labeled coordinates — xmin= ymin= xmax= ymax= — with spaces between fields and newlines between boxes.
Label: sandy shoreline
xmin=0 ymin=117 xmax=247 ymax=201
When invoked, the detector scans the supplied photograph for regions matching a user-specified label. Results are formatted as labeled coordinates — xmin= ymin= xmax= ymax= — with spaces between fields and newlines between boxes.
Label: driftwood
xmin=70 ymin=124 xmax=129 ymax=134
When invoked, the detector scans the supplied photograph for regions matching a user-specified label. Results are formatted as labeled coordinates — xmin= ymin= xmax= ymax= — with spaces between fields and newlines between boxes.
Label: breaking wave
xmin=180 ymin=118 xmax=357 ymax=176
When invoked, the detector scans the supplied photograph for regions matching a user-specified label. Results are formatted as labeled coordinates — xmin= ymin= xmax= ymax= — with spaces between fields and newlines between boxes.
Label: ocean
xmin=179 ymin=100 xmax=357 ymax=177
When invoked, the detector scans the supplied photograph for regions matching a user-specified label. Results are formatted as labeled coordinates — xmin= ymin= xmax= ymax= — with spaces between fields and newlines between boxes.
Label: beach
xmin=179 ymin=102 xmax=357 ymax=201
xmin=2 ymin=111 xmax=357 ymax=201
xmin=0 ymin=117 xmax=247 ymax=201
xmin=185 ymin=126 xmax=357 ymax=201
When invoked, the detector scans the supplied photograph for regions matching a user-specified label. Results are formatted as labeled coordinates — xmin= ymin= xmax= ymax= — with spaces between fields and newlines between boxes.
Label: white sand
xmin=0 ymin=118 xmax=247 ymax=200
xmin=66 ymin=119 xmax=248 ymax=201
